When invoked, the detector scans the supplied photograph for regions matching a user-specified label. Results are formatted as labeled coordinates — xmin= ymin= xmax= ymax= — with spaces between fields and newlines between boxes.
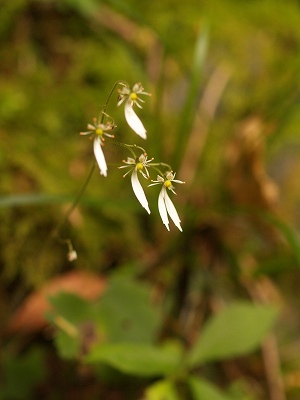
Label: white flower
xmin=149 ymin=172 xmax=185 ymax=232
xmin=93 ymin=137 xmax=107 ymax=177
xmin=66 ymin=240 xmax=77 ymax=262
xmin=117 ymin=82 xmax=151 ymax=139
xmin=119 ymin=153 xmax=153 ymax=214
xmin=80 ymin=117 xmax=115 ymax=177
xmin=67 ymin=249 xmax=77 ymax=262
xmin=131 ymin=169 xmax=150 ymax=214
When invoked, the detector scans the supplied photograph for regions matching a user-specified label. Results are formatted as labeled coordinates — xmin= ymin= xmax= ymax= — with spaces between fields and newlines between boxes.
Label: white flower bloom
xmin=124 ymin=102 xmax=147 ymax=139
xmin=159 ymin=186 xmax=182 ymax=231
xmin=119 ymin=153 xmax=153 ymax=214
xmin=66 ymin=240 xmax=77 ymax=262
xmin=93 ymin=136 xmax=107 ymax=177
xmin=117 ymin=82 xmax=151 ymax=139
xmin=80 ymin=117 xmax=115 ymax=177
xmin=67 ymin=249 xmax=77 ymax=262
xmin=149 ymin=172 xmax=185 ymax=231
xmin=131 ymin=169 xmax=150 ymax=214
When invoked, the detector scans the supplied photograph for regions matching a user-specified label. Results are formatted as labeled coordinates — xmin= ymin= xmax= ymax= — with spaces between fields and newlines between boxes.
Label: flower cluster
xmin=119 ymin=155 xmax=184 ymax=231
xmin=80 ymin=81 xmax=184 ymax=231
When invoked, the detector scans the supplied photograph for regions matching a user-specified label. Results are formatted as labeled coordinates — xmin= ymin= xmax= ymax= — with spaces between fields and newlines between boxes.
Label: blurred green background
xmin=2 ymin=0 xmax=300 ymax=399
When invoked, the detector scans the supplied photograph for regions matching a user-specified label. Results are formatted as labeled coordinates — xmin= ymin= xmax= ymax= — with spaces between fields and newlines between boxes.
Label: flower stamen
xmin=130 ymin=92 xmax=138 ymax=101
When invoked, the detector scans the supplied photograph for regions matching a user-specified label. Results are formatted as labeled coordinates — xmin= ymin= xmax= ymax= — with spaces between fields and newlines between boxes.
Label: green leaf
xmin=187 ymin=302 xmax=279 ymax=367
xmin=0 ymin=193 xmax=70 ymax=208
xmin=47 ymin=292 xmax=94 ymax=325
xmin=94 ymin=276 xmax=161 ymax=343
xmin=144 ymin=379 xmax=180 ymax=400
xmin=53 ymin=329 xmax=81 ymax=360
xmin=86 ymin=342 xmax=181 ymax=377
xmin=188 ymin=377 xmax=230 ymax=400
xmin=47 ymin=292 xmax=97 ymax=359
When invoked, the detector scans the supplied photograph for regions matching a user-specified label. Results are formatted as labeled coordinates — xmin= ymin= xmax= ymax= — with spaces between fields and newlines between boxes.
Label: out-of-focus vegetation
xmin=2 ymin=0 xmax=300 ymax=399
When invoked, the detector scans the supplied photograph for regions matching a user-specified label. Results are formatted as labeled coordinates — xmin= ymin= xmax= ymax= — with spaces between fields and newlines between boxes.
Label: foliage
xmin=46 ymin=275 xmax=278 ymax=399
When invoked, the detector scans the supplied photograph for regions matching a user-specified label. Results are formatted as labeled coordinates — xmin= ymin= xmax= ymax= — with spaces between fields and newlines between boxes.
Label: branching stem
xmin=53 ymin=80 xmax=125 ymax=249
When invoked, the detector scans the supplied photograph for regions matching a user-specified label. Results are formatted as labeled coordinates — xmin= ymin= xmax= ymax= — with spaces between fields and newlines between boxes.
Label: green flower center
xmin=164 ymin=180 xmax=172 ymax=188
xmin=95 ymin=128 xmax=103 ymax=136
xmin=136 ymin=162 xmax=143 ymax=171
xmin=130 ymin=92 xmax=138 ymax=101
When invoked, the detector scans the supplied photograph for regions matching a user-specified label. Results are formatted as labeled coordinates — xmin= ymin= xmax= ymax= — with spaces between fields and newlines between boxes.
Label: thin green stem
xmin=53 ymin=80 xmax=125 ymax=246
xmin=147 ymin=162 xmax=173 ymax=177
xmin=52 ymin=161 xmax=96 ymax=240
xmin=158 ymin=162 xmax=172 ymax=170
xmin=106 ymin=138 xmax=147 ymax=159
xmin=100 ymin=80 xmax=125 ymax=123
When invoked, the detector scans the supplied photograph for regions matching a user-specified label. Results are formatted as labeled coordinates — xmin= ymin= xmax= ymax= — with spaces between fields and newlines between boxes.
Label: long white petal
xmin=93 ymin=137 xmax=107 ymax=177
xmin=158 ymin=187 xmax=169 ymax=231
xmin=124 ymin=102 xmax=147 ymax=139
xmin=131 ymin=170 xmax=150 ymax=214
xmin=164 ymin=189 xmax=183 ymax=232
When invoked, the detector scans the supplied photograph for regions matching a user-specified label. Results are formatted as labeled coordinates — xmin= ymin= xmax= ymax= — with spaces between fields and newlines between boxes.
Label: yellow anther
xmin=95 ymin=128 xmax=103 ymax=136
xmin=130 ymin=92 xmax=138 ymax=101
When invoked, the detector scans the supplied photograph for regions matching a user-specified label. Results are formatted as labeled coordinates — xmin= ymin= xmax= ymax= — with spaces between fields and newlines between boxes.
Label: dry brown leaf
xmin=7 ymin=271 xmax=107 ymax=335
xmin=225 ymin=116 xmax=279 ymax=210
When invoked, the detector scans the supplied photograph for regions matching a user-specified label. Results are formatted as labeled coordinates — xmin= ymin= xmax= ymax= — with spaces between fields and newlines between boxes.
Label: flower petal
xmin=158 ymin=187 xmax=169 ymax=231
xmin=93 ymin=137 xmax=107 ymax=177
xmin=164 ymin=190 xmax=182 ymax=232
xmin=131 ymin=170 xmax=150 ymax=214
xmin=124 ymin=102 xmax=147 ymax=139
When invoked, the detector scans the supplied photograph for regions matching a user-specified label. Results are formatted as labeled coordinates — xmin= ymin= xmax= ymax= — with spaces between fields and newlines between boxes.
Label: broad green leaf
xmin=188 ymin=302 xmax=279 ymax=367
xmin=94 ymin=276 xmax=161 ymax=343
xmin=188 ymin=377 xmax=230 ymax=400
xmin=53 ymin=329 xmax=81 ymax=360
xmin=86 ymin=342 xmax=181 ymax=377
xmin=144 ymin=379 xmax=180 ymax=400
xmin=47 ymin=292 xmax=94 ymax=324
xmin=47 ymin=293 xmax=96 ymax=359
